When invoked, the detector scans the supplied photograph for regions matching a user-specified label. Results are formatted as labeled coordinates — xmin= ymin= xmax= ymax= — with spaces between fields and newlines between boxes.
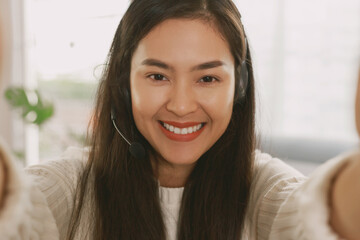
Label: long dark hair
xmin=67 ymin=0 xmax=255 ymax=239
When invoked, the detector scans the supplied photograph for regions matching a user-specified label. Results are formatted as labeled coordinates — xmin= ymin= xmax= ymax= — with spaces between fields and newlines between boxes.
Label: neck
xmin=152 ymin=158 xmax=194 ymax=188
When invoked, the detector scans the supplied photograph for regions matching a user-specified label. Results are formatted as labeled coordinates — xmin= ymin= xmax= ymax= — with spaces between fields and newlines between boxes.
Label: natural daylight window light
xmin=6 ymin=0 xmax=360 ymax=164
xmin=29 ymin=0 xmax=129 ymax=161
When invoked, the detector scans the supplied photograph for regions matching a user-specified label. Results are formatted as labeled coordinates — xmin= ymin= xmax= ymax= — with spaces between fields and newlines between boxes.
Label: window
xmin=2 ymin=0 xmax=359 ymax=165
xmin=32 ymin=0 xmax=130 ymax=161
xmin=236 ymin=0 xmax=360 ymax=162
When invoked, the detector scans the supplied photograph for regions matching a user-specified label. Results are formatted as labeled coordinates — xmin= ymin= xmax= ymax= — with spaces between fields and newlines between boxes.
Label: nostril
xmin=166 ymin=94 xmax=198 ymax=116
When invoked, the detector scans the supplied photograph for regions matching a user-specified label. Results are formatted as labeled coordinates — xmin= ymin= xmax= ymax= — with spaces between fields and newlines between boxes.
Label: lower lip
xmin=158 ymin=122 xmax=205 ymax=142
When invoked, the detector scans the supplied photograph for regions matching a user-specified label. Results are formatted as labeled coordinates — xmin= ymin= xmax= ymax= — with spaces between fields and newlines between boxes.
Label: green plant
xmin=4 ymin=87 xmax=54 ymax=126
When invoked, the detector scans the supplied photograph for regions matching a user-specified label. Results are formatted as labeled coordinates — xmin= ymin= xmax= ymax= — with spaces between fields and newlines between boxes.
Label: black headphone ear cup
xmin=237 ymin=60 xmax=248 ymax=101
xmin=118 ymin=85 xmax=132 ymax=113
xmin=124 ymin=87 xmax=131 ymax=110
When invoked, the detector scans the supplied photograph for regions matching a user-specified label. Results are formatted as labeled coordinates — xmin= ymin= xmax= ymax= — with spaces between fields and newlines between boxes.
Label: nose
xmin=166 ymin=81 xmax=198 ymax=117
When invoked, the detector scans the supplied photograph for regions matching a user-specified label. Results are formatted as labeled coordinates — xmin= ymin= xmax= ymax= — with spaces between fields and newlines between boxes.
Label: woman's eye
xmin=149 ymin=74 xmax=167 ymax=81
xmin=200 ymin=76 xmax=218 ymax=83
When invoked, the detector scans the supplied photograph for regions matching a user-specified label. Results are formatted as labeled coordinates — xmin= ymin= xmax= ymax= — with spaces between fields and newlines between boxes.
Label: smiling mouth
xmin=159 ymin=121 xmax=205 ymax=135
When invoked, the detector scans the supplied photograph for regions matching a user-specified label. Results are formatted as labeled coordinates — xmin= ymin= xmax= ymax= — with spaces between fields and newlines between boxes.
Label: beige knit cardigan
xmin=0 ymin=142 xmax=354 ymax=239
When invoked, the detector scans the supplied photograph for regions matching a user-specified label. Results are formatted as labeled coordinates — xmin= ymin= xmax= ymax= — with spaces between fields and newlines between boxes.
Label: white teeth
xmin=188 ymin=127 xmax=193 ymax=134
xmin=174 ymin=127 xmax=180 ymax=134
xmin=162 ymin=122 xmax=203 ymax=135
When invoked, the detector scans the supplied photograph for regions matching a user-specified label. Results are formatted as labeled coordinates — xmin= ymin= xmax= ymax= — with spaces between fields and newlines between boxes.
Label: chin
xmin=161 ymin=153 xmax=199 ymax=167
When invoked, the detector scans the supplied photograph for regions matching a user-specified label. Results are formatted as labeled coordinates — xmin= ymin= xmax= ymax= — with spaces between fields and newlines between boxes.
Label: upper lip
xmin=160 ymin=120 xmax=204 ymax=128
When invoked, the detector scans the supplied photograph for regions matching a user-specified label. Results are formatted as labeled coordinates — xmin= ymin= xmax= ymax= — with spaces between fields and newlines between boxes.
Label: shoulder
xmin=252 ymin=150 xmax=306 ymax=190
xmin=25 ymin=147 xmax=89 ymax=194
xmin=246 ymin=150 xmax=307 ymax=238
xmin=250 ymin=150 xmax=306 ymax=204
xmin=26 ymin=146 xmax=89 ymax=173
xmin=249 ymin=150 xmax=307 ymax=198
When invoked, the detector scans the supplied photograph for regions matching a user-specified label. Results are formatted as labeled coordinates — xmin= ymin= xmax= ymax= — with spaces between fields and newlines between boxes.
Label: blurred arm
xmin=355 ymin=67 xmax=360 ymax=137
xmin=331 ymin=65 xmax=360 ymax=239
xmin=330 ymin=150 xmax=360 ymax=239
xmin=0 ymin=150 xmax=6 ymax=208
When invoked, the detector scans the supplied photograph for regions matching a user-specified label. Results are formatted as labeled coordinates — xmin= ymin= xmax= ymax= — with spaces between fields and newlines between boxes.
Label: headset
xmin=111 ymin=108 xmax=146 ymax=160
xmin=238 ymin=35 xmax=249 ymax=101
xmin=111 ymin=28 xmax=249 ymax=160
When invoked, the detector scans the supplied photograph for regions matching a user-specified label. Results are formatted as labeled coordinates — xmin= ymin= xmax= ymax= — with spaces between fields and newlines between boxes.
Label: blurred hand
xmin=0 ymin=149 xmax=6 ymax=207
xmin=355 ymin=67 xmax=360 ymax=137
xmin=330 ymin=158 xmax=360 ymax=240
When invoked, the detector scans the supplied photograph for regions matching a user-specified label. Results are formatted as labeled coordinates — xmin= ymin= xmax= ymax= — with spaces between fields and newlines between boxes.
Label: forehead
xmin=132 ymin=18 xmax=234 ymax=66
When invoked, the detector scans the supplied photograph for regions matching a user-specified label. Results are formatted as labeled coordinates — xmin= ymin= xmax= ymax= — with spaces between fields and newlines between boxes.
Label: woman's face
xmin=130 ymin=18 xmax=235 ymax=168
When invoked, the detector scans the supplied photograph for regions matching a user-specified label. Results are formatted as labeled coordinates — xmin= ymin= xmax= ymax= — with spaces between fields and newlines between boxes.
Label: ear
xmin=355 ymin=67 xmax=360 ymax=138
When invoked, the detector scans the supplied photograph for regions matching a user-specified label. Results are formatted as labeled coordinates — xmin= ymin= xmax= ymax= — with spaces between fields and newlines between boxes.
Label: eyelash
xmin=148 ymin=74 xmax=168 ymax=81
xmin=199 ymin=76 xmax=219 ymax=83
xmin=147 ymin=74 xmax=219 ymax=83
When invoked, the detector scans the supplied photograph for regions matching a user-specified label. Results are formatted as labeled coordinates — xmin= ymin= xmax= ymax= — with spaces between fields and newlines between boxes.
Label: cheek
xmin=130 ymin=77 xmax=165 ymax=128
xmin=202 ymin=84 xmax=235 ymax=124
xmin=131 ymin=80 xmax=150 ymax=124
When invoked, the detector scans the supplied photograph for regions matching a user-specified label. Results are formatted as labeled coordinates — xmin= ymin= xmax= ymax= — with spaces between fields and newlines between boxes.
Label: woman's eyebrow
xmin=141 ymin=58 xmax=171 ymax=70
xmin=191 ymin=60 xmax=225 ymax=71
xmin=140 ymin=58 xmax=226 ymax=71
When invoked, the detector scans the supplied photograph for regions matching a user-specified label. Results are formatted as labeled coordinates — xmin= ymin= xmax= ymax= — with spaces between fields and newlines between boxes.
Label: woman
xmin=0 ymin=0 xmax=359 ymax=239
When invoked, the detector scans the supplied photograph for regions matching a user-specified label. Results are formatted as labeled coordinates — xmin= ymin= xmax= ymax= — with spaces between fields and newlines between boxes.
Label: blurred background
xmin=0 ymin=0 xmax=359 ymax=175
